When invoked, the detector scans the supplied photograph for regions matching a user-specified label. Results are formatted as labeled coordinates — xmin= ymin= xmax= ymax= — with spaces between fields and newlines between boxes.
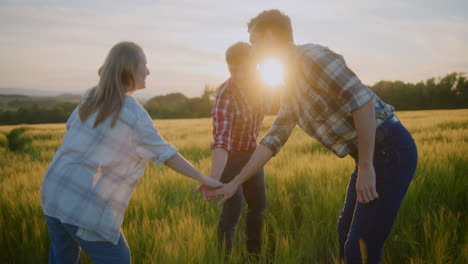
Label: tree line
xmin=0 ymin=72 xmax=466 ymax=125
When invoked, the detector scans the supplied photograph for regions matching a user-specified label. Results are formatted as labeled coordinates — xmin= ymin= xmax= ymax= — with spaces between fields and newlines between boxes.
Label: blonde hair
xmin=79 ymin=41 xmax=143 ymax=128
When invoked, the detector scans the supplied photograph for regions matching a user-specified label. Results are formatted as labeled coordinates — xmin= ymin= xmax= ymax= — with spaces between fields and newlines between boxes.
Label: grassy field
xmin=0 ymin=109 xmax=467 ymax=263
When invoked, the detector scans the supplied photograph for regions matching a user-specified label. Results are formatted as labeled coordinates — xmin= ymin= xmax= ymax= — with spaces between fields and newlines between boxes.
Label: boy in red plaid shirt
xmin=197 ymin=42 xmax=268 ymax=255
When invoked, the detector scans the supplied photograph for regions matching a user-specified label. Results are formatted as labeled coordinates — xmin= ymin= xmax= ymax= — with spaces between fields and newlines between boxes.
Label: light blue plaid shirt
xmin=41 ymin=92 xmax=178 ymax=245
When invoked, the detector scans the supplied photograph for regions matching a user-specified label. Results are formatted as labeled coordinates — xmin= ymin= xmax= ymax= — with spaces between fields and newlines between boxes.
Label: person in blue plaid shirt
xmin=209 ymin=9 xmax=418 ymax=264
xmin=41 ymin=42 xmax=223 ymax=264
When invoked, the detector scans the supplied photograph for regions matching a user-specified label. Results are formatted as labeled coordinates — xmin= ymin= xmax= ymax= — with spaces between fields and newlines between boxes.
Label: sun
xmin=258 ymin=59 xmax=284 ymax=87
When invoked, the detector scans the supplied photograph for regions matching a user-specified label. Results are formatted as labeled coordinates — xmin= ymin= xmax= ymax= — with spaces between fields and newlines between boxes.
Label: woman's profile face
xmin=134 ymin=51 xmax=150 ymax=91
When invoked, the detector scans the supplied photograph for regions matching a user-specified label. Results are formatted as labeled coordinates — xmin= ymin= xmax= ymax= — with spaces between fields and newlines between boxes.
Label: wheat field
xmin=0 ymin=109 xmax=467 ymax=263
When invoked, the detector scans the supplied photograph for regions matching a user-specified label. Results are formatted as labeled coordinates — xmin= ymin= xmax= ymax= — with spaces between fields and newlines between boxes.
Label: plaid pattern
xmin=211 ymin=79 xmax=266 ymax=152
xmin=261 ymin=44 xmax=394 ymax=158
xmin=41 ymin=93 xmax=178 ymax=245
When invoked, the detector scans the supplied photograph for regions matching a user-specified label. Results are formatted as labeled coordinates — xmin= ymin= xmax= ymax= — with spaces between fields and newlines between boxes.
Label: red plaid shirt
xmin=211 ymin=79 xmax=266 ymax=152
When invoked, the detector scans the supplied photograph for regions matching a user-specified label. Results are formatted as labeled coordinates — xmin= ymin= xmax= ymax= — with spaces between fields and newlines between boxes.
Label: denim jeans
xmin=218 ymin=151 xmax=267 ymax=254
xmin=45 ymin=215 xmax=131 ymax=264
xmin=337 ymin=118 xmax=418 ymax=264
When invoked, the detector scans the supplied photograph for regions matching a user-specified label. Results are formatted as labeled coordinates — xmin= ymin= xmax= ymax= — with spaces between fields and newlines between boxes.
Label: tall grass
xmin=0 ymin=110 xmax=467 ymax=263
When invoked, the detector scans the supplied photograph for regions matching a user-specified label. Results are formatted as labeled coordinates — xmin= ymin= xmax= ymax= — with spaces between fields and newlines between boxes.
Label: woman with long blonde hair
xmin=41 ymin=41 xmax=222 ymax=264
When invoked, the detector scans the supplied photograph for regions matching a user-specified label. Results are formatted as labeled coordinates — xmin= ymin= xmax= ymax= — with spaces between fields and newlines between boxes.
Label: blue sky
xmin=1 ymin=0 xmax=467 ymax=97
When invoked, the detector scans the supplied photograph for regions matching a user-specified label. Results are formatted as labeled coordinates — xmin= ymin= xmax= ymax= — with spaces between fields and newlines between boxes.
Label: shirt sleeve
xmin=66 ymin=107 xmax=78 ymax=130
xmin=135 ymin=109 xmax=178 ymax=166
xmin=301 ymin=46 xmax=375 ymax=112
xmin=66 ymin=88 xmax=93 ymax=130
xmin=211 ymin=88 xmax=234 ymax=151
xmin=260 ymin=99 xmax=296 ymax=156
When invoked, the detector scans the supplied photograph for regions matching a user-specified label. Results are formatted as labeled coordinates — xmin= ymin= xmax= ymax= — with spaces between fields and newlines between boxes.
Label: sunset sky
xmin=1 ymin=0 xmax=467 ymax=97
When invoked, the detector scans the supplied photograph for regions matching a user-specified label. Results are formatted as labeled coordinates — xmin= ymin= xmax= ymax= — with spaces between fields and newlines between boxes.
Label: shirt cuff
xmin=211 ymin=141 xmax=231 ymax=152
xmin=155 ymin=147 xmax=178 ymax=167
xmin=260 ymin=136 xmax=282 ymax=156
xmin=342 ymin=84 xmax=375 ymax=113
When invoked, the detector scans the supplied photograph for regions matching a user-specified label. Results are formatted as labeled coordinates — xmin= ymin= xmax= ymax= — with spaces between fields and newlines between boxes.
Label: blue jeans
xmin=45 ymin=215 xmax=131 ymax=264
xmin=218 ymin=151 xmax=267 ymax=254
xmin=337 ymin=118 xmax=418 ymax=263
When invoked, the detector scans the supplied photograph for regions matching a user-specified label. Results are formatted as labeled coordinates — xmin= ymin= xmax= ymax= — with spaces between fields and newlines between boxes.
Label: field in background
xmin=0 ymin=109 xmax=467 ymax=263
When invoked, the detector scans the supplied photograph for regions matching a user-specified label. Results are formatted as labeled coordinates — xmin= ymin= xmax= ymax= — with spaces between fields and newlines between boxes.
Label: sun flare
xmin=258 ymin=59 xmax=284 ymax=87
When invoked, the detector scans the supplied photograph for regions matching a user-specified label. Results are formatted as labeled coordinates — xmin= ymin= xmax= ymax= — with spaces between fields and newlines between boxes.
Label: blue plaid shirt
xmin=41 ymin=91 xmax=178 ymax=244
xmin=261 ymin=44 xmax=394 ymax=157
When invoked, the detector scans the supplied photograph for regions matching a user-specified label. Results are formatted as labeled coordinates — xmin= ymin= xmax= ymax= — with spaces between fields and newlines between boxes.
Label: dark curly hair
xmin=247 ymin=9 xmax=293 ymax=44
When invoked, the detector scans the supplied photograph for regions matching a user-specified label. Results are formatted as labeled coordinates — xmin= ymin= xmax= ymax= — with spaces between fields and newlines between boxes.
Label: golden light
xmin=258 ymin=59 xmax=284 ymax=87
